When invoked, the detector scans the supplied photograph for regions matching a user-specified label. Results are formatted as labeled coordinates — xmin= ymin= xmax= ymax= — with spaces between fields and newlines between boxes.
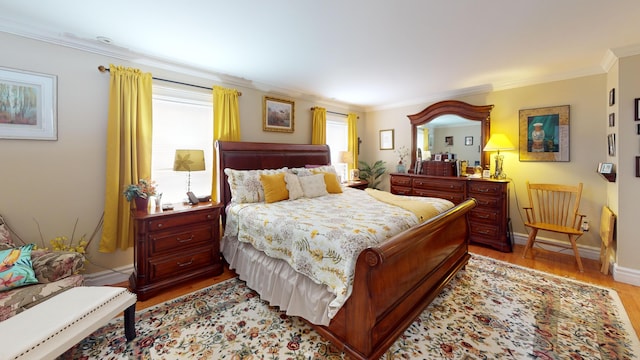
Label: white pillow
xmin=224 ymin=167 xmax=288 ymax=203
xmin=284 ymin=173 xmax=304 ymax=200
xmin=298 ymin=174 xmax=328 ymax=198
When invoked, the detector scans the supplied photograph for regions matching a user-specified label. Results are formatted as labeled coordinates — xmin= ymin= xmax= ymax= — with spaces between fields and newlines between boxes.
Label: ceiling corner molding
xmin=601 ymin=49 xmax=619 ymax=72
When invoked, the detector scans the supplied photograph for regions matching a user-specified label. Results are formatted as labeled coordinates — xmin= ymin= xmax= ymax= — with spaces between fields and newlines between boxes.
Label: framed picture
xmin=518 ymin=105 xmax=570 ymax=162
xmin=444 ymin=136 xmax=453 ymax=146
xmin=434 ymin=153 xmax=442 ymax=161
xmin=599 ymin=162 xmax=613 ymax=174
xmin=609 ymin=88 xmax=615 ymax=106
xmin=379 ymin=129 xmax=394 ymax=150
xmin=635 ymin=98 xmax=640 ymax=120
xmin=607 ymin=133 xmax=616 ymax=156
xmin=263 ymin=96 xmax=294 ymax=133
xmin=0 ymin=66 xmax=57 ymax=140
xmin=608 ymin=113 xmax=615 ymax=127
xmin=464 ymin=136 xmax=473 ymax=146
xmin=637 ymin=157 xmax=640 ymax=178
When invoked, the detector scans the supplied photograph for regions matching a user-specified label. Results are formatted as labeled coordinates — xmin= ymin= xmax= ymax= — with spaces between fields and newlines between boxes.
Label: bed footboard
xmin=311 ymin=198 xmax=477 ymax=360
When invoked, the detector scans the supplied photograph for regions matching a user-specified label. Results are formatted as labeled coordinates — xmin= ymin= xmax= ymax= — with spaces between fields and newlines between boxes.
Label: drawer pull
xmin=156 ymin=223 xmax=164 ymax=228
xmin=476 ymin=214 xmax=491 ymax=219
xmin=207 ymin=214 xmax=213 ymax=219
xmin=177 ymin=235 xmax=194 ymax=243
xmin=177 ymin=258 xmax=194 ymax=267
xmin=478 ymin=229 xmax=492 ymax=234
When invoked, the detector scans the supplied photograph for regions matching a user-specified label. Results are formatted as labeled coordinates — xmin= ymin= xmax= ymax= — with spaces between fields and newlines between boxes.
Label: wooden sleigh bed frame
xmin=217 ymin=140 xmax=476 ymax=360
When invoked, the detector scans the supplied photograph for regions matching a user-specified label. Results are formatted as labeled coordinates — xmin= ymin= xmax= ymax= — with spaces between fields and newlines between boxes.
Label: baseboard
xmin=83 ymin=264 xmax=133 ymax=286
xmin=512 ymin=232 xmax=640 ymax=286
xmin=512 ymin=232 xmax=600 ymax=259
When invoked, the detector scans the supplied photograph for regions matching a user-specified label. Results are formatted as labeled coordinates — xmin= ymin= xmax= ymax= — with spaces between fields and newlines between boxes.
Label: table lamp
xmin=173 ymin=149 xmax=205 ymax=192
xmin=339 ymin=150 xmax=354 ymax=182
xmin=483 ymin=134 xmax=514 ymax=179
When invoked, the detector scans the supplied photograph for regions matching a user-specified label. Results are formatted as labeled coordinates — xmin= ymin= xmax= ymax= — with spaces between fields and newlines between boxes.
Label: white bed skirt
xmin=221 ymin=236 xmax=336 ymax=326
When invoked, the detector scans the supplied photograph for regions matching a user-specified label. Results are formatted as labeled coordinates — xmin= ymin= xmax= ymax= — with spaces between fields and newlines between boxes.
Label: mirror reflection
xmin=416 ymin=115 xmax=482 ymax=167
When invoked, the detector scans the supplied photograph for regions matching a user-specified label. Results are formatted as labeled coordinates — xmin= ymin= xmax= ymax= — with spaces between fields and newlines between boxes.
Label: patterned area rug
xmin=60 ymin=255 xmax=639 ymax=359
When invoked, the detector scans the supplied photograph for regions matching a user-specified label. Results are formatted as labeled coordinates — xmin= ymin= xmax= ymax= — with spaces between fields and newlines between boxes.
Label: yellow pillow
xmin=260 ymin=173 xmax=289 ymax=203
xmin=318 ymin=172 xmax=343 ymax=194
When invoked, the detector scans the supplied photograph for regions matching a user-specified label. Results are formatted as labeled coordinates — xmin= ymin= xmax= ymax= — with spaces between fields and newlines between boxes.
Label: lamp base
xmin=492 ymin=154 xmax=506 ymax=179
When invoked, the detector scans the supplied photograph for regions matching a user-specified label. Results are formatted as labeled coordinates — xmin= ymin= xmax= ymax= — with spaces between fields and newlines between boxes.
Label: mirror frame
xmin=408 ymin=100 xmax=494 ymax=171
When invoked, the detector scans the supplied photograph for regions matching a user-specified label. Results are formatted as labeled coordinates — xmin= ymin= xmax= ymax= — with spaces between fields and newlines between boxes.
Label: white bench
xmin=0 ymin=286 xmax=136 ymax=360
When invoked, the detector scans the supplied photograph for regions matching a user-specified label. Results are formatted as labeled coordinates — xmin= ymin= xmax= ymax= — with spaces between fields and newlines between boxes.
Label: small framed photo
xmin=445 ymin=136 xmax=453 ymax=146
xmin=607 ymin=133 xmax=616 ymax=156
xmin=0 ymin=66 xmax=57 ymax=140
xmin=609 ymin=88 xmax=615 ymax=106
xmin=608 ymin=113 xmax=615 ymax=127
xmin=379 ymin=129 xmax=394 ymax=150
xmin=636 ymin=157 xmax=640 ymax=178
xmin=599 ymin=162 xmax=613 ymax=174
xmin=263 ymin=96 xmax=294 ymax=133
xmin=635 ymin=98 xmax=640 ymax=121
xmin=637 ymin=123 xmax=640 ymax=135
xmin=434 ymin=153 xmax=442 ymax=161
xmin=464 ymin=136 xmax=473 ymax=146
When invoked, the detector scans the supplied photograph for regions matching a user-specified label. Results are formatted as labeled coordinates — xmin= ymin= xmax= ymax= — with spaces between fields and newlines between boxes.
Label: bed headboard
xmin=216 ymin=141 xmax=331 ymax=222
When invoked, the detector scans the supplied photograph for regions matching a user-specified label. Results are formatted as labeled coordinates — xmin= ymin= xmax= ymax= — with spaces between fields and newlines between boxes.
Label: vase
xmin=134 ymin=197 xmax=149 ymax=211
xmin=396 ymin=162 xmax=406 ymax=173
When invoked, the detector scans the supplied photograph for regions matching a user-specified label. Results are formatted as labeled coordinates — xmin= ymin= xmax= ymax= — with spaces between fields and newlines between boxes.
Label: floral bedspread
xmin=223 ymin=188 xmax=453 ymax=318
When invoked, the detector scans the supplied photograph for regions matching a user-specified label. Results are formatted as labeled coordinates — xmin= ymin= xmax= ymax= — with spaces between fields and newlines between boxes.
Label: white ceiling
xmin=2 ymin=1 xmax=640 ymax=110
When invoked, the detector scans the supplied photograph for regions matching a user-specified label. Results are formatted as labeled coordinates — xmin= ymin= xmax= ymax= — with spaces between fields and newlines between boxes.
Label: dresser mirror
xmin=408 ymin=100 xmax=493 ymax=172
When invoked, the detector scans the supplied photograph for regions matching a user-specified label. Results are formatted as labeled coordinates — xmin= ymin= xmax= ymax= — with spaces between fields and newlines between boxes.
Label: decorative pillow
xmin=31 ymin=249 xmax=85 ymax=283
xmin=0 ymin=215 xmax=14 ymax=249
xmin=0 ymin=244 xmax=38 ymax=292
xmin=260 ymin=173 xmax=289 ymax=203
xmin=299 ymin=174 xmax=329 ymax=198
xmin=311 ymin=165 xmax=338 ymax=175
xmin=225 ymin=167 xmax=288 ymax=203
xmin=284 ymin=173 xmax=304 ymax=200
xmin=290 ymin=167 xmax=313 ymax=177
xmin=318 ymin=172 xmax=343 ymax=194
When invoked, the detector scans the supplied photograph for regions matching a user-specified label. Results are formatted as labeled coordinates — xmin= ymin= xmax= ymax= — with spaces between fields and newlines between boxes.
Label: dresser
xmin=130 ymin=202 xmax=223 ymax=300
xmin=390 ymin=173 xmax=511 ymax=252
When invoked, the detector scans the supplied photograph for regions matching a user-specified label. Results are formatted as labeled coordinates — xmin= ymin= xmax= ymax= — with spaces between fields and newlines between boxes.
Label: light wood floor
xmin=117 ymin=244 xmax=640 ymax=340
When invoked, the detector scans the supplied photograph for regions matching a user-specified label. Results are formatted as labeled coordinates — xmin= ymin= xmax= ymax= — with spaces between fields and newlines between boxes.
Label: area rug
xmin=60 ymin=255 xmax=639 ymax=359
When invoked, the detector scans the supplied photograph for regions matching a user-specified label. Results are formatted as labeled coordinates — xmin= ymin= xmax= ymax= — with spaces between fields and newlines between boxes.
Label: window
xmin=151 ymin=86 xmax=213 ymax=204
xmin=326 ymin=114 xmax=348 ymax=181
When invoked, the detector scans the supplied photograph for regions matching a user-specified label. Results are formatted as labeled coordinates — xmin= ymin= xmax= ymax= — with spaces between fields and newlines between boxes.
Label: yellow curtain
xmin=100 ymin=64 xmax=153 ymax=252
xmin=211 ymin=85 xmax=240 ymax=201
xmin=347 ymin=113 xmax=358 ymax=172
xmin=311 ymin=107 xmax=326 ymax=144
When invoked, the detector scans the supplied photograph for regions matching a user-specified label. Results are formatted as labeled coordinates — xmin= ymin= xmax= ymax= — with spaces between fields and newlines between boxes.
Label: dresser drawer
xmin=469 ymin=208 xmax=499 ymax=223
xmin=470 ymin=222 xmax=500 ymax=238
xmin=150 ymin=224 xmax=213 ymax=255
xmin=468 ymin=181 xmax=504 ymax=196
xmin=413 ymin=188 xmax=465 ymax=204
xmin=149 ymin=247 xmax=214 ymax=281
xmin=391 ymin=185 xmax=412 ymax=195
xmin=148 ymin=209 xmax=218 ymax=231
xmin=471 ymin=195 xmax=500 ymax=209
xmin=391 ymin=175 xmax=412 ymax=187
xmin=413 ymin=178 xmax=465 ymax=192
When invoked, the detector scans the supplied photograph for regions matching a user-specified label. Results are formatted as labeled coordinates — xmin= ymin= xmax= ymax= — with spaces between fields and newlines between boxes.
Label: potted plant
xmin=123 ymin=179 xmax=157 ymax=210
xmin=358 ymin=160 xmax=387 ymax=190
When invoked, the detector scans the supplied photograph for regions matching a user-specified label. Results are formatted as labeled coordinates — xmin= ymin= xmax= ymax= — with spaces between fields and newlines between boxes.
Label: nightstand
xmin=345 ymin=179 xmax=368 ymax=190
xmin=129 ymin=202 xmax=223 ymax=300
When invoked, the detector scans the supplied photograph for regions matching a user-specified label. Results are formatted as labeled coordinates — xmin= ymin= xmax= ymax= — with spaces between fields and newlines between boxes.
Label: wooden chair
xmin=522 ymin=182 xmax=586 ymax=271
xmin=599 ymin=206 xmax=616 ymax=275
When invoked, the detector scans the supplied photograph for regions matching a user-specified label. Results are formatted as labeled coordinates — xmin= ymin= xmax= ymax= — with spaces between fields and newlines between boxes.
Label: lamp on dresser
xmin=483 ymin=134 xmax=515 ymax=179
xmin=339 ymin=150 xmax=357 ymax=182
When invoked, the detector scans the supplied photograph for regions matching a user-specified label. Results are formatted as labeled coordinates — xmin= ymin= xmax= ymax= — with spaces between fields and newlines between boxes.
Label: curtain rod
xmin=310 ymin=107 xmax=359 ymax=119
xmin=97 ymin=65 xmax=242 ymax=95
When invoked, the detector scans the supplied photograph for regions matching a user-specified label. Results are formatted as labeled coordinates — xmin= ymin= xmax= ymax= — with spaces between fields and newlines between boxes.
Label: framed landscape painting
xmin=263 ymin=96 xmax=294 ymax=133
xmin=0 ymin=66 xmax=57 ymax=140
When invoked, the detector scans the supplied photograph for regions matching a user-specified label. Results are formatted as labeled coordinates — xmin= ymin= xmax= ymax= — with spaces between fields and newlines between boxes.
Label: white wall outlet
xmin=582 ymin=219 xmax=589 ymax=231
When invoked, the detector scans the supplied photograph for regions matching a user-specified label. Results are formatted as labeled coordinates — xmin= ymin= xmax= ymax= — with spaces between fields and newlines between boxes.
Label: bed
xmin=217 ymin=140 xmax=476 ymax=360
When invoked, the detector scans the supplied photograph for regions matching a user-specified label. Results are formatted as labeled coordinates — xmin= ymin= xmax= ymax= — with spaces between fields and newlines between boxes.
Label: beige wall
xmin=0 ymin=32 xmax=364 ymax=275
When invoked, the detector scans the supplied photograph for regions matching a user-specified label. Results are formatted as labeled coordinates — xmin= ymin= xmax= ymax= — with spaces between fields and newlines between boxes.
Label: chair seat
xmin=524 ymin=222 xmax=583 ymax=236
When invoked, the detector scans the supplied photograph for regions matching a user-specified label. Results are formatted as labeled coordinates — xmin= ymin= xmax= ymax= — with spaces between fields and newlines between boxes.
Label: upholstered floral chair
xmin=0 ymin=216 xmax=85 ymax=321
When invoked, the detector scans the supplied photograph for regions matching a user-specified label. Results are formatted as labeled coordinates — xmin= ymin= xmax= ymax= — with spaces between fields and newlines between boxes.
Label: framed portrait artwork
xmin=263 ymin=96 xmax=294 ymax=133
xmin=0 ymin=66 xmax=57 ymax=140
xmin=518 ymin=105 xmax=570 ymax=162
xmin=464 ymin=136 xmax=473 ymax=146
xmin=379 ymin=129 xmax=394 ymax=150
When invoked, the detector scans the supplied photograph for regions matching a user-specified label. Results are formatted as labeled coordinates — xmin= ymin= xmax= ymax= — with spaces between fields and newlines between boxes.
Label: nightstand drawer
xmin=470 ymin=223 xmax=500 ymax=238
xmin=150 ymin=224 xmax=213 ymax=255
xmin=149 ymin=248 xmax=214 ymax=281
xmin=391 ymin=185 xmax=412 ymax=195
xmin=469 ymin=208 xmax=499 ymax=223
xmin=148 ymin=209 xmax=218 ymax=231
xmin=471 ymin=195 xmax=500 ymax=208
